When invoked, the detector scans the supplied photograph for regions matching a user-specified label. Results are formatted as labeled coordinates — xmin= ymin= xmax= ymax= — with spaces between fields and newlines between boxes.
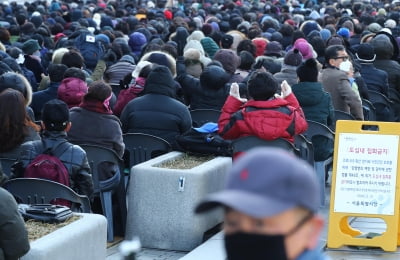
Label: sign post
xmin=327 ymin=121 xmax=400 ymax=251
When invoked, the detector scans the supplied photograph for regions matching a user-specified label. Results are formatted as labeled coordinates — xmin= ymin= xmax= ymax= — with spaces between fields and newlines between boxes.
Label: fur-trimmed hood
xmin=0 ymin=72 xmax=32 ymax=106
xmin=140 ymin=51 xmax=177 ymax=77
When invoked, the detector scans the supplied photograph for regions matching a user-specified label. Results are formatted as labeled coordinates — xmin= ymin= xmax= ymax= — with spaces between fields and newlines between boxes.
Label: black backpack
xmin=176 ymin=128 xmax=233 ymax=157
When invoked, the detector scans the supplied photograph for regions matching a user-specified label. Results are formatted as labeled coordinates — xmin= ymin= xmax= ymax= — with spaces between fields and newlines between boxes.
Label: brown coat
xmin=320 ymin=67 xmax=363 ymax=120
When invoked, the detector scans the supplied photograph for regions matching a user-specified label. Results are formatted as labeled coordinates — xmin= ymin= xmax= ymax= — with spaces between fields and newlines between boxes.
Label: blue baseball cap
xmin=195 ymin=147 xmax=320 ymax=217
xmin=193 ymin=122 xmax=218 ymax=133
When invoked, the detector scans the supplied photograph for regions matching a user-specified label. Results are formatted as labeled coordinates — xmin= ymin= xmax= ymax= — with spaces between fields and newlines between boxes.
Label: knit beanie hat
xmin=184 ymin=48 xmax=201 ymax=60
xmin=187 ymin=30 xmax=205 ymax=42
xmin=135 ymin=28 xmax=152 ymax=42
xmin=384 ymin=19 xmax=396 ymax=29
xmin=371 ymin=34 xmax=393 ymax=60
xmin=300 ymin=21 xmax=321 ymax=37
xmin=271 ymin=31 xmax=283 ymax=43
xmin=284 ymin=49 xmax=302 ymax=67
xmin=356 ymin=43 xmax=376 ymax=63
xmin=252 ymin=38 xmax=268 ymax=57
xmin=296 ymin=58 xmax=319 ymax=82
xmin=265 ymin=41 xmax=283 ymax=57
xmin=213 ymin=49 xmax=240 ymax=75
xmin=378 ymin=8 xmax=386 ymax=16
xmin=319 ymin=29 xmax=331 ymax=42
xmin=337 ymin=27 xmax=350 ymax=39
xmin=368 ymin=23 xmax=382 ymax=33
xmin=200 ymin=37 xmax=219 ymax=59
xmin=293 ymin=38 xmax=316 ymax=60
xmin=120 ymin=55 xmax=136 ymax=65
xmin=30 ymin=15 xmax=43 ymax=28
xmin=128 ymin=32 xmax=147 ymax=56
xmin=200 ymin=65 xmax=230 ymax=90
xmin=22 ymin=39 xmax=41 ymax=55
xmin=96 ymin=33 xmax=110 ymax=46
xmin=57 ymin=77 xmax=88 ymax=108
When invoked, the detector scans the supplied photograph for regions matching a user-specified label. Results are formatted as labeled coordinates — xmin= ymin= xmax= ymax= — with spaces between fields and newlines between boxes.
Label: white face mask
xmin=16 ymin=53 xmax=25 ymax=64
xmin=32 ymin=50 xmax=41 ymax=58
xmin=339 ymin=60 xmax=352 ymax=72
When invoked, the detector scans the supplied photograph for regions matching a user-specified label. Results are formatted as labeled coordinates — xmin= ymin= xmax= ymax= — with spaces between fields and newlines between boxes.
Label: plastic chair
xmin=0 ymin=158 xmax=17 ymax=176
xmin=330 ymin=110 xmax=355 ymax=131
xmin=123 ymin=133 xmax=172 ymax=168
xmin=388 ymin=88 xmax=400 ymax=122
xmin=362 ymin=99 xmax=376 ymax=121
xmin=80 ymin=144 xmax=125 ymax=242
xmin=122 ymin=133 xmax=172 ymax=188
xmin=368 ymin=90 xmax=396 ymax=121
xmin=232 ymin=136 xmax=299 ymax=155
xmin=190 ymin=109 xmax=221 ymax=127
xmin=294 ymin=134 xmax=314 ymax=167
xmin=303 ymin=120 xmax=335 ymax=207
xmin=4 ymin=178 xmax=91 ymax=213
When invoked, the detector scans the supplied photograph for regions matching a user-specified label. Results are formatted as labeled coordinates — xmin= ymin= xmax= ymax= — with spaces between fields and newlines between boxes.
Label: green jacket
xmin=292 ymin=81 xmax=335 ymax=161
xmin=0 ymin=188 xmax=30 ymax=260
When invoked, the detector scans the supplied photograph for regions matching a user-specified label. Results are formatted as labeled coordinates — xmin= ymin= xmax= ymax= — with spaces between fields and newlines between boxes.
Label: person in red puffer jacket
xmin=218 ymin=71 xmax=307 ymax=143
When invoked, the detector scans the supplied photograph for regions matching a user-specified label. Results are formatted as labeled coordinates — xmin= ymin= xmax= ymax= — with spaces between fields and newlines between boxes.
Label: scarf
xmin=80 ymin=97 xmax=113 ymax=114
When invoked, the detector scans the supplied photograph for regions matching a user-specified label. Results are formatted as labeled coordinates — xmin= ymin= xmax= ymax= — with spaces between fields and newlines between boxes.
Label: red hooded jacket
xmin=218 ymin=93 xmax=308 ymax=143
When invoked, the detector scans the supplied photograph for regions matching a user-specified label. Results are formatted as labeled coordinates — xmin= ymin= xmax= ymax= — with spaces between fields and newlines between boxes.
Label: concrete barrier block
xmin=22 ymin=213 xmax=107 ymax=260
xmin=126 ymin=152 xmax=232 ymax=251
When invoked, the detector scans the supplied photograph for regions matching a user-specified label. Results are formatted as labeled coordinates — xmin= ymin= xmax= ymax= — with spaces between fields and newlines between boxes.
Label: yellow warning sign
xmin=327 ymin=120 xmax=400 ymax=252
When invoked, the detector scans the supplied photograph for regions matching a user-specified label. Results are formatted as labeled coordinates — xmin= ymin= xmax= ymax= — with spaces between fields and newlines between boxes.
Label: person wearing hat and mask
xmin=196 ymin=147 xmax=326 ymax=260
xmin=14 ymin=99 xmax=94 ymax=199
xmin=218 ymin=71 xmax=307 ymax=144
xmin=22 ymin=39 xmax=45 ymax=84
xmin=320 ymin=45 xmax=364 ymax=120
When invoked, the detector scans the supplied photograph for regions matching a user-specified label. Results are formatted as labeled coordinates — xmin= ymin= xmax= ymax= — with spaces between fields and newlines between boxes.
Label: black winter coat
xmin=374 ymin=59 xmax=400 ymax=93
xmin=359 ymin=63 xmax=389 ymax=96
xmin=121 ymin=65 xmax=192 ymax=148
xmin=176 ymin=57 xmax=229 ymax=110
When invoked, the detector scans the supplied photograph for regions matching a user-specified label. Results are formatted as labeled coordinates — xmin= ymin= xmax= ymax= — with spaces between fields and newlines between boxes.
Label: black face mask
xmin=224 ymin=232 xmax=288 ymax=260
xmin=224 ymin=212 xmax=314 ymax=260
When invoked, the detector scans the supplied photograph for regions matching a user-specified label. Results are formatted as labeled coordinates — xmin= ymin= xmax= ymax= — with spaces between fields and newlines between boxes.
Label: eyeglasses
xmin=285 ymin=212 xmax=314 ymax=237
xmin=334 ymin=56 xmax=349 ymax=61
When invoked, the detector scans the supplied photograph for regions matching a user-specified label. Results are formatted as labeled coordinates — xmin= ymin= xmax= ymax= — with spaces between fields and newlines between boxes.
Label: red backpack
xmin=24 ymin=141 xmax=71 ymax=206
